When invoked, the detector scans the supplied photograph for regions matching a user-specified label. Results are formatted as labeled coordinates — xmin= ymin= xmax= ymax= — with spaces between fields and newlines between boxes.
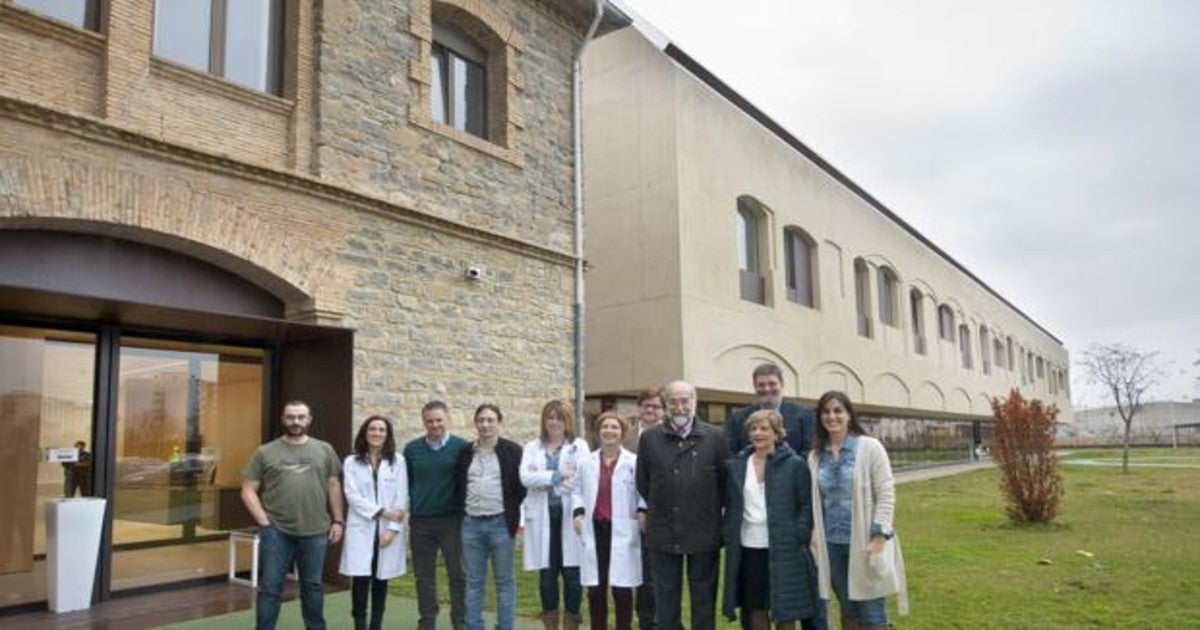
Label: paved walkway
xmin=894 ymin=459 xmax=993 ymax=485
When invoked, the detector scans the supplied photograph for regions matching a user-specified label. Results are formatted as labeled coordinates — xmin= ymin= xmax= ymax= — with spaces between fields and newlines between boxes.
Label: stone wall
xmin=0 ymin=0 xmax=589 ymax=442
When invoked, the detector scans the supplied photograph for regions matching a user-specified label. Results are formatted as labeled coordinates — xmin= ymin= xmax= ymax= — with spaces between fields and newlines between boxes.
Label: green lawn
xmin=390 ymin=448 xmax=1200 ymax=629
xmin=896 ymin=447 xmax=1200 ymax=629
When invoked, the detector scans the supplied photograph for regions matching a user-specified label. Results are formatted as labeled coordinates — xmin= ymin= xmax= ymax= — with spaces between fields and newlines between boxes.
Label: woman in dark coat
xmin=722 ymin=409 xmax=820 ymax=629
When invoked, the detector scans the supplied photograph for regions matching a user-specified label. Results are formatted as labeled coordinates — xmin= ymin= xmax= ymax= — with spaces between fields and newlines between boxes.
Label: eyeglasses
xmin=639 ymin=403 xmax=663 ymax=410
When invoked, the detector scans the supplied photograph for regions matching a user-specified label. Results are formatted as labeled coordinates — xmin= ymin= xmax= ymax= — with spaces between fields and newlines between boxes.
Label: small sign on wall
xmin=45 ymin=447 xmax=80 ymax=463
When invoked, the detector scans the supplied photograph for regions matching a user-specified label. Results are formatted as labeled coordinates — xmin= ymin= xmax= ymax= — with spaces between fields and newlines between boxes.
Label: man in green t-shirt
xmin=242 ymin=400 xmax=345 ymax=630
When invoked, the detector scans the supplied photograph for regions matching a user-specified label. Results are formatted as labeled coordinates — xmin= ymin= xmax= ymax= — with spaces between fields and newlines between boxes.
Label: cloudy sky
xmin=618 ymin=0 xmax=1200 ymax=407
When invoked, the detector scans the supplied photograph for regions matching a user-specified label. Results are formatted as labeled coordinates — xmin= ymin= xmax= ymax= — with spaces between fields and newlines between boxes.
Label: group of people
xmin=240 ymin=362 xmax=907 ymax=630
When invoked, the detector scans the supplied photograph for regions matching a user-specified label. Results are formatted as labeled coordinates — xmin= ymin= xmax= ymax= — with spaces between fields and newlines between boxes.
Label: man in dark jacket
xmin=636 ymin=380 xmax=729 ymax=630
xmin=726 ymin=362 xmax=816 ymax=457
xmin=454 ymin=403 xmax=527 ymax=630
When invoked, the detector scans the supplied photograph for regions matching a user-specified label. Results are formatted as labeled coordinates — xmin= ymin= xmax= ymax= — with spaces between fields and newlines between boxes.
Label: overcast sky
xmin=618 ymin=0 xmax=1200 ymax=407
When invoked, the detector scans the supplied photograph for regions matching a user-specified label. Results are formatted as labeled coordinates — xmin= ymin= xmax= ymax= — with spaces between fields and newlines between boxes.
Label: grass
xmin=895 ymin=447 xmax=1200 ymax=628
xmin=390 ymin=448 xmax=1200 ymax=628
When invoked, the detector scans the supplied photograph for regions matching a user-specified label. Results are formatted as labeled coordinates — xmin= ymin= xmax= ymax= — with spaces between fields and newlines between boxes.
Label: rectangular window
xmin=153 ymin=0 xmax=285 ymax=95
xmin=854 ymin=261 xmax=872 ymax=338
xmin=959 ymin=326 xmax=972 ymax=369
xmin=13 ymin=0 xmax=100 ymax=31
xmin=910 ymin=292 xmax=926 ymax=355
xmin=784 ymin=231 xmax=814 ymax=307
xmin=432 ymin=40 xmax=487 ymax=138
xmin=938 ymin=307 xmax=955 ymax=342
xmin=877 ymin=271 xmax=896 ymax=327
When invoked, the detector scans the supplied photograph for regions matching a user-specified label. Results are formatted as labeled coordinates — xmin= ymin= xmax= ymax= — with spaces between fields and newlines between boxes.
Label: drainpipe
xmin=573 ymin=0 xmax=605 ymax=437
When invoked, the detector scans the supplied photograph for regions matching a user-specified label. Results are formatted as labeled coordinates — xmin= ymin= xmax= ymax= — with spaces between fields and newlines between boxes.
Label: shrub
xmin=989 ymin=389 xmax=1063 ymax=522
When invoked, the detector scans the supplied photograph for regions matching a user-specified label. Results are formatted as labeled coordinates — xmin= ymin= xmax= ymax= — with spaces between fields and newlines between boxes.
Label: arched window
xmin=783 ymin=227 xmax=817 ymax=307
xmin=938 ymin=304 xmax=955 ymax=342
xmin=993 ymin=337 xmax=1005 ymax=370
xmin=854 ymin=258 xmax=872 ymax=338
xmin=1006 ymin=337 xmax=1015 ymax=372
xmin=959 ymin=324 xmax=972 ymax=369
xmin=910 ymin=288 xmax=926 ymax=355
xmin=736 ymin=197 xmax=768 ymax=304
xmin=980 ymin=326 xmax=991 ymax=375
xmin=1036 ymin=356 xmax=1045 ymax=379
xmin=877 ymin=266 xmax=899 ymax=327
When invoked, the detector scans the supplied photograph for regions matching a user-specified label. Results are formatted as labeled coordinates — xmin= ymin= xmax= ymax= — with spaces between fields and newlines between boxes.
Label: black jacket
xmin=635 ymin=419 xmax=729 ymax=553
xmin=454 ymin=438 xmax=527 ymax=537
xmin=726 ymin=401 xmax=816 ymax=456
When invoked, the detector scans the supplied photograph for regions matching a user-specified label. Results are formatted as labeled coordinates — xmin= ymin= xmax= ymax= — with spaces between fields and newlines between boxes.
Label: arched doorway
xmin=0 ymin=229 xmax=352 ymax=608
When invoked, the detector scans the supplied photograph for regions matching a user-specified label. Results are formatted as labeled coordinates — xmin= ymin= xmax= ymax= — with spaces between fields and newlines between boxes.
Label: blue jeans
xmin=539 ymin=510 xmax=582 ymax=614
xmin=826 ymin=543 xmax=887 ymax=626
xmin=257 ymin=524 xmax=329 ymax=630
xmin=462 ymin=515 xmax=516 ymax=630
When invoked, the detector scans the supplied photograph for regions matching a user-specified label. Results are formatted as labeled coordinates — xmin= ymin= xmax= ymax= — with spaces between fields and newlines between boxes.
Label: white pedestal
xmin=45 ymin=498 xmax=106 ymax=613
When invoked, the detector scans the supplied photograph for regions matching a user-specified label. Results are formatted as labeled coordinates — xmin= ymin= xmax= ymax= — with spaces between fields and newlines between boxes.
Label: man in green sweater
xmin=404 ymin=400 xmax=470 ymax=630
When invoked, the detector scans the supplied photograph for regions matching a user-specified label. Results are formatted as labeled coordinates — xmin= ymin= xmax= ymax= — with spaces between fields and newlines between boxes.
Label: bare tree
xmin=1079 ymin=343 xmax=1166 ymax=474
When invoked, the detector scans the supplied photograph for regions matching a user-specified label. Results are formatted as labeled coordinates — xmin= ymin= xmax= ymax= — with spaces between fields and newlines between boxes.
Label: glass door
xmin=0 ymin=325 xmax=97 ymax=607
xmin=110 ymin=337 xmax=266 ymax=592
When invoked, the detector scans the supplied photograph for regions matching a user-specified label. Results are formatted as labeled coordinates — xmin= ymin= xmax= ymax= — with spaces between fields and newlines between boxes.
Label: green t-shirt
xmin=243 ymin=437 xmax=341 ymax=536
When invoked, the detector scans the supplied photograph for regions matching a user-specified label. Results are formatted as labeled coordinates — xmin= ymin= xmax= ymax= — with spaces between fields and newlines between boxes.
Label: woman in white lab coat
xmin=521 ymin=399 xmax=590 ymax=630
xmin=571 ymin=411 xmax=642 ymax=630
xmin=339 ymin=415 xmax=408 ymax=630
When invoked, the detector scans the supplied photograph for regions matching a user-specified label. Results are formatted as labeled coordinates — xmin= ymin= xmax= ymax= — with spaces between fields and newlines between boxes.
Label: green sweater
xmin=403 ymin=434 xmax=469 ymax=518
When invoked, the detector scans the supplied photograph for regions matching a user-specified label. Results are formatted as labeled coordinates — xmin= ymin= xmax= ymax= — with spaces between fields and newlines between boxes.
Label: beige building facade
xmin=0 ymin=0 xmax=625 ymax=609
xmin=582 ymin=26 xmax=1071 ymax=433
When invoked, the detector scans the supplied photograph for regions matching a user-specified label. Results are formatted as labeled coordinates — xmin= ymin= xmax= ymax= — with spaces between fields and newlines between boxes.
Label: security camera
xmin=465 ymin=266 xmax=483 ymax=280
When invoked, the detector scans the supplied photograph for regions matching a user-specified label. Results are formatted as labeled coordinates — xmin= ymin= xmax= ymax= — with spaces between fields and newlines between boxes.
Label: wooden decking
xmin=0 ymin=581 xmax=298 ymax=629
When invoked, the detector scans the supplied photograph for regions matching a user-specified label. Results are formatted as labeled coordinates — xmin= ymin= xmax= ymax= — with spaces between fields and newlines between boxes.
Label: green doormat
xmin=154 ymin=591 xmax=544 ymax=629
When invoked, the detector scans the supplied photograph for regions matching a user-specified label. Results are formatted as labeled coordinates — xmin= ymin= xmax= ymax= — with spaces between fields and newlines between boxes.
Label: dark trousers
xmin=539 ymin=510 xmax=582 ymax=614
xmin=411 ymin=515 xmax=467 ymax=630
xmin=636 ymin=533 xmax=656 ymax=630
xmin=647 ymin=548 xmax=719 ymax=630
xmin=587 ymin=519 xmax=633 ymax=630
xmin=350 ymin=538 xmax=388 ymax=630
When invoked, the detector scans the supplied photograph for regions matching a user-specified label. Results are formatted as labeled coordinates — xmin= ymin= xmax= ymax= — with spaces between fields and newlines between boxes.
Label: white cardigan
xmin=520 ymin=437 xmax=589 ymax=570
xmin=808 ymin=436 xmax=908 ymax=615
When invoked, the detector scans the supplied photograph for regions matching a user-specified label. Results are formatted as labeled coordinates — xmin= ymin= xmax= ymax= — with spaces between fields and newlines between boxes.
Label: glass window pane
xmin=0 ymin=325 xmax=96 ymax=606
xmin=112 ymin=338 xmax=265 ymax=592
xmin=462 ymin=57 xmax=487 ymax=137
xmin=14 ymin=0 xmax=94 ymax=30
xmin=431 ymin=49 xmax=447 ymax=124
xmin=224 ymin=0 xmax=282 ymax=93
xmin=153 ymin=0 xmax=213 ymax=73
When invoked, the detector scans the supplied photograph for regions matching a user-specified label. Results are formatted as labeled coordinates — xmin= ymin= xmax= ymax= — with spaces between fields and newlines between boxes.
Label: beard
xmin=759 ymin=395 xmax=783 ymax=409
xmin=284 ymin=423 xmax=308 ymax=437
xmin=670 ymin=414 xmax=691 ymax=428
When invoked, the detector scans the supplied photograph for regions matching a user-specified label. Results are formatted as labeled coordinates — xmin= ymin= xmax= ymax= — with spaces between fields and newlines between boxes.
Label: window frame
xmin=736 ymin=197 xmax=769 ymax=305
xmin=151 ymin=0 xmax=286 ymax=96
xmin=937 ymin=304 xmax=956 ymax=343
xmin=909 ymin=288 xmax=926 ymax=355
xmin=876 ymin=266 xmax=898 ymax=327
xmin=12 ymin=0 xmax=102 ymax=31
xmin=783 ymin=227 xmax=816 ymax=308
xmin=854 ymin=258 xmax=873 ymax=338
xmin=431 ymin=22 xmax=489 ymax=140
xmin=958 ymin=323 xmax=973 ymax=369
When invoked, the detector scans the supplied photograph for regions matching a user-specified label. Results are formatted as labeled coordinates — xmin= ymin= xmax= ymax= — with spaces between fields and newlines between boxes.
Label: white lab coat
xmin=572 ymin=447 xmax=644 ymax=587
xmin=520 ymin=437 xmax=589 ymax=570
xmin=338 ymin=454 xmax=408 ymax=579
